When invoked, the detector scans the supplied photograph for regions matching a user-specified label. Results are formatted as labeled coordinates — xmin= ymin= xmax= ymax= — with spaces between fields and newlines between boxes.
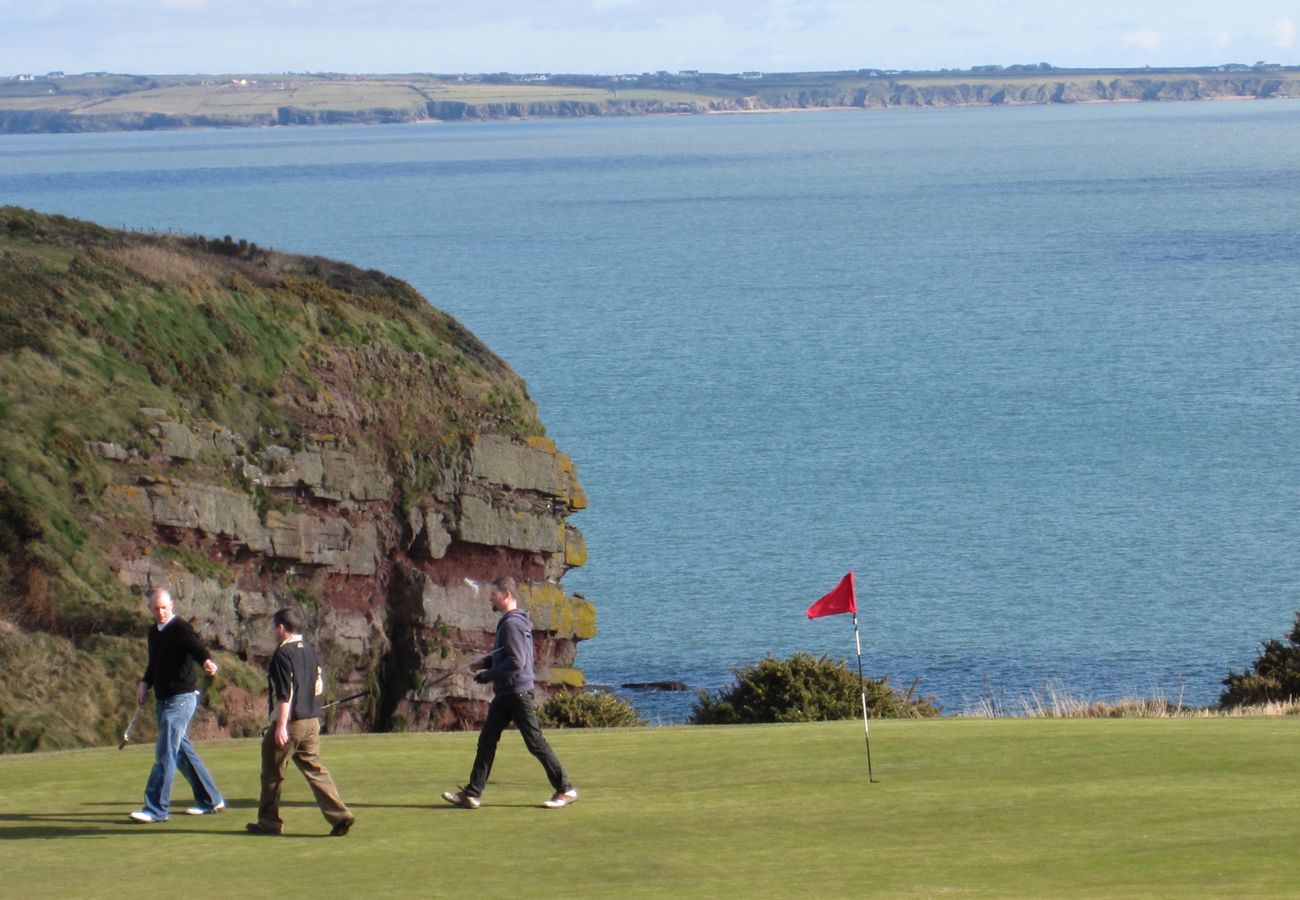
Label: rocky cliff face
xmin=0 ymin=208 xmax=594 ymax=750
xmin=5 ymin=74 xmax=1297 ymax=133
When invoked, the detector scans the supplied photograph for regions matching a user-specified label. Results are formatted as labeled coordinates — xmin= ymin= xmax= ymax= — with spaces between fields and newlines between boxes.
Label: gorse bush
xmin=1221 ymin=611 xmax=1300 ymax=707
xmin=540 ymin=690 xmax=646 ymax=728
xmin=689 ymin=653 xmax=941 ymax=725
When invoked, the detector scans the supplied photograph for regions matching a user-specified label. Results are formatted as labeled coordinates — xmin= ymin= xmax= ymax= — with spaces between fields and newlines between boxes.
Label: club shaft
xmin=426 ymin=647 xmax=502 ymax=687
xmin=320 ymin=691 xmax=369 ymax=711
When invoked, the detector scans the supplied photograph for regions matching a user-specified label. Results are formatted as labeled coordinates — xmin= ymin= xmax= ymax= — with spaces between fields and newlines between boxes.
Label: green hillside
xmin=5 ymin=67 xmax=1300 ymax=131
xmin=0 ymin=207 xmax=548 ymax=750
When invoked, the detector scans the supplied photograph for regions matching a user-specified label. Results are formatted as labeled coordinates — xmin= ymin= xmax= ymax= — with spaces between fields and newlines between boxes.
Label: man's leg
xmin=175 ymin=715 xmax=224 ymax=810
xmin=466 ymin=695 xmax=512 ymax=798
xmin=140 ymin=693 xmax=192 ymax=819
xmin=512 ymin=692 xmax=571 ymax=793
xmin=255 ymin=726 xmax=293 ymax=832
xmin=289 ymin=719 xmax=352 ymax=828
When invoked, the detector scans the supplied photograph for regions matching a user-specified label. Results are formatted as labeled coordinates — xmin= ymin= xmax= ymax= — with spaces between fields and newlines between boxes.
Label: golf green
xmin=1 ymin=718 xmax=1296 ymax=897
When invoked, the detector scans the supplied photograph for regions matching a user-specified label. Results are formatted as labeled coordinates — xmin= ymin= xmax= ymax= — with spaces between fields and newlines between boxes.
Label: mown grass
xmin=2 ymin=718 xmax=1297 ymax=898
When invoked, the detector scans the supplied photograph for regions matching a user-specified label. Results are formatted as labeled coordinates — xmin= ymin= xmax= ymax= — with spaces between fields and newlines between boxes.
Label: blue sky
xmin=3 ymin=0 xmax=1297 ymax=76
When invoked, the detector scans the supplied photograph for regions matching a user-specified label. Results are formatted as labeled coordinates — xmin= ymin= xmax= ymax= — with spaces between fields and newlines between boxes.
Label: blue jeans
xmin=141 ymin=691 xmax=223 ymax=819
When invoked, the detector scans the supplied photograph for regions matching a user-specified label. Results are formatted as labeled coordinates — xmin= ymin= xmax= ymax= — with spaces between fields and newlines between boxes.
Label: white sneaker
xmin=441 ymin=789 xmax=480 ymax=809
xmin=129 ymin=810 xmax=163 ymax=823
xmin=185 ymin=802 xmax=225 ymax=815
xmin=543 ymin=788 xmax=579 ymax=809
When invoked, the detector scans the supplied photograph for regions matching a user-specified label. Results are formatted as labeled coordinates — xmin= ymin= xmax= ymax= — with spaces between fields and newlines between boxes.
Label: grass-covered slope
xmin=5 ymin=69 xmax=1300 ymax=132
xmin=0 ymin=207 xmax=544 ymax=750
xmin=1 ymin=718 xmax=1297 ymax=897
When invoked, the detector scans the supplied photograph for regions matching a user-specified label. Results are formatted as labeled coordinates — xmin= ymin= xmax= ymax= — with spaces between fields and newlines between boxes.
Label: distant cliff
xmin=3 ymin=71 xmax=1298 ymax=133
xmin=0 ymin=207 xmax=593 ymax=751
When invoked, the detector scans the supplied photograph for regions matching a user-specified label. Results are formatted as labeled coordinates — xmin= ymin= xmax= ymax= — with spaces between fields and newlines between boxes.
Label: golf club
xmin=426 ymin=647 xmax=501 ymax=689
xmin=118 ymin=703 xmax=144 ymax=750
xmin=320 ymin=690 xmax=370 ymax=711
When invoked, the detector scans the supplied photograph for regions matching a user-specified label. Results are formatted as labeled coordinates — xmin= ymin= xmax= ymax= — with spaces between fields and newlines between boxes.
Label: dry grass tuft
xmin=962 ymin=682 xmax=1300 ymax=719
xmin=114 ymin=243 xmax=217 ymax=290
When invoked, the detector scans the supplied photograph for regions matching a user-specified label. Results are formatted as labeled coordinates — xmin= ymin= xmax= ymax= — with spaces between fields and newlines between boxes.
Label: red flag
xmin=806 ymin=572 xmax=857 ymax=619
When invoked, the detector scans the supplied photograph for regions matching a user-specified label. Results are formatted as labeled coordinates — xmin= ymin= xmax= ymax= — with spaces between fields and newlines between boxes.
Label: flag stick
xmin=853 ymin=611 xmax=876 ymax=782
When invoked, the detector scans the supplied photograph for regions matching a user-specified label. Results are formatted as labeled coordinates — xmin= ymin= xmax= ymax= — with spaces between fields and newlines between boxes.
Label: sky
xmin=2 ymin=0 xmax=1298 ymax=76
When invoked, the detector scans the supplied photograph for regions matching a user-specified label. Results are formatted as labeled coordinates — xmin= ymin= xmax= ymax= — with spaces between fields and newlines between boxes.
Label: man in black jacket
xmin=246 ymin=607 xmax=355 ymax=836
xmin=442 ymin=576 xmax=578 ymax=810
xmin=129 ymin=587 xmax=225 ymax=823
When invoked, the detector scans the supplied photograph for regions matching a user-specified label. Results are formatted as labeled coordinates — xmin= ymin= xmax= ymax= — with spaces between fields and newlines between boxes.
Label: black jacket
xmin=143 ymin=617 xmax=209 ymax=700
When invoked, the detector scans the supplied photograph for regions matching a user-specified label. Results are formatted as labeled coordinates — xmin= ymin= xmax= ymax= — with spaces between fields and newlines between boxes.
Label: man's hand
xmin=202 ymin=659 xmax=219 ymax=677
xmin=474 ymin=671 xmax=492 ymax=684
xmin=274 ymin=723 xmax=290 ymax=747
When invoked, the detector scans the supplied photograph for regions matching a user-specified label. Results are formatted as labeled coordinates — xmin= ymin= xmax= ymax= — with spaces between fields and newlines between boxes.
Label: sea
xmin=3 ymin=100 xmax=1298 ymax=721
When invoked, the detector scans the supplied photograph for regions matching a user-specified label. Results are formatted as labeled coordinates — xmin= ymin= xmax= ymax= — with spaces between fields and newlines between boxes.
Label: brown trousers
xmin=257 ymin=717 xmax=351 ymax=831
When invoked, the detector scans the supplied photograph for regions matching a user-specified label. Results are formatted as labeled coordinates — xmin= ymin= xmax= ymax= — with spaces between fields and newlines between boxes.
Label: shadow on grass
xmin=0 ymin=800 xmax=344 ymax=840
xmin=0 ymin=812 xmax=340 ymax=840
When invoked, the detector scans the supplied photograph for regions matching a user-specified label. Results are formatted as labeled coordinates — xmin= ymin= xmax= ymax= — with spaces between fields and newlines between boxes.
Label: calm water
xmin=3 ymin=102 xmax=1299 ymax=719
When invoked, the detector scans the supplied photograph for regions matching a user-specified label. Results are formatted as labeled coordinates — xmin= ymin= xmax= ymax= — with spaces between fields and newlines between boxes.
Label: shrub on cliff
xmin=540 ymin=690 xmax=646 ymax=728
xmin=689 ymin=653 xmax=941 ymax=725
xmin=1220 ymin=611 xmax=1300 ymax=707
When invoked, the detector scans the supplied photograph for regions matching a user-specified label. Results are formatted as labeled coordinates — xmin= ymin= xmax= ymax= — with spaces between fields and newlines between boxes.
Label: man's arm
xmin=175 ymin=618 xmax=219 ymax=677
xmin=139 ymin=629 xmax=155 ymax=704
xmin=273 ymin=699 xmax=292 ymax=746
xmin=268 ymin=651 xmax=293 ymax=745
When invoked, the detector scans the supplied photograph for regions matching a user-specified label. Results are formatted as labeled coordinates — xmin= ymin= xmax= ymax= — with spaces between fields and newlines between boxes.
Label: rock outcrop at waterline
xmin=0 ymin=207 xmax=594 ymax=751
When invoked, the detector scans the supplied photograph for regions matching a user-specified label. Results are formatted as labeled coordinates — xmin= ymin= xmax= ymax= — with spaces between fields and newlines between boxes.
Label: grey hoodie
xmin=483 ymin=608 xmax=535 ymax=696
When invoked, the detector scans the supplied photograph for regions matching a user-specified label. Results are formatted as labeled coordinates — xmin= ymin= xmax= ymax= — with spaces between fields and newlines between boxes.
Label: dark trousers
xmin=467 ymin=691 xmax=570 ymax=798
xmin=257 ymin=718 xmax=351 ymax=831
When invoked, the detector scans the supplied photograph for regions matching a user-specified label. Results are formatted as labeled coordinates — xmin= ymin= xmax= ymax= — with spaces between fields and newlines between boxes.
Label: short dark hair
xmin=273 ymin=607 xmax=304 ymax=633
xmin=490 ymin=576 xmax=517 ymax=597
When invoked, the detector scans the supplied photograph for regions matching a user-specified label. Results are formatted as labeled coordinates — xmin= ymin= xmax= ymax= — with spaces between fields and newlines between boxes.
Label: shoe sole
xmin=245 ymin=824 xmax=282 ymax=835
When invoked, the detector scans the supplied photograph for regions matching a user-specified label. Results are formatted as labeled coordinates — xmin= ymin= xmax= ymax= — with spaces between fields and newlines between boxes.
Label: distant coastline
xmin=3 ymin=65 xmax=1299 ymax=134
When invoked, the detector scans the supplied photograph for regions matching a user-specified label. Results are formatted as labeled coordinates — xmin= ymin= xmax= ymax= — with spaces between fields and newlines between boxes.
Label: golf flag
xmin=806 ymin=572 xmax=856 ymax=619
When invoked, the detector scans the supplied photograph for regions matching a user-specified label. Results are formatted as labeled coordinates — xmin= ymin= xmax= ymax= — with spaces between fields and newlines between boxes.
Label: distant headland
xmin=3 ymin=63 xmax=1299 ymax=133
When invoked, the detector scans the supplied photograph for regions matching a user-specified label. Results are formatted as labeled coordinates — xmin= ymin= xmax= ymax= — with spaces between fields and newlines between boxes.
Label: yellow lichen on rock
xmin=522 ymin=581 xmax=596 ymax=641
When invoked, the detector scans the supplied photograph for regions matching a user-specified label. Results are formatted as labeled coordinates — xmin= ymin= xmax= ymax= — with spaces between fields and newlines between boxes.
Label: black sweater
xmin=142 ymin=617 xmax=210 ymax=700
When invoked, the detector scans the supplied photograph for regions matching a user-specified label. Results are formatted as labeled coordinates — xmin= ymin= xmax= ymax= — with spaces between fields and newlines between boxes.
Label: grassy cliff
xmin=0 ymin=207 xmax=590 ymax=751
xmin=4 ymin=68 xmax=1300 ymax=131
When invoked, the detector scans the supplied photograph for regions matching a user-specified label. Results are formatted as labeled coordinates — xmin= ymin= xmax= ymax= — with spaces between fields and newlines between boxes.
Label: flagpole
xmin=853 ymin=611 xmax=876 ymax=782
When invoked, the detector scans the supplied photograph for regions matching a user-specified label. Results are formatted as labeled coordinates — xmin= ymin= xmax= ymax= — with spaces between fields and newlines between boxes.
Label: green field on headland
xmin=4 ymin=66 xmax=1300 ymax=132
xmin=3 ymin=718 xmax=1297 ymax=897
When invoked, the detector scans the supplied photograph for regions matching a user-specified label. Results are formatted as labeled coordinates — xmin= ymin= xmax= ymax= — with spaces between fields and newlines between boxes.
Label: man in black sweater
xmin=129 ymin=588 xmax=225 ymax=823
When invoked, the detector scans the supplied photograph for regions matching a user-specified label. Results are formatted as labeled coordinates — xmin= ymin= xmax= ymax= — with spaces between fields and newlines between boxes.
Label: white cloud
xmin=1269 ymin=18 xmax=1296 ymax=49
xmin=7 ymin=1 xmax=1300 ymax=77
xmin=1207 ymin=29 xmax=1234 ymax=51
xmin=1120 ymin=28 xmax=1164 ymax=52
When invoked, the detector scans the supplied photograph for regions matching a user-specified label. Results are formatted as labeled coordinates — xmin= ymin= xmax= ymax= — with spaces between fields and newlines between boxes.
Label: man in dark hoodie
xmin=442 ymin=576 xmax=578 ymax=810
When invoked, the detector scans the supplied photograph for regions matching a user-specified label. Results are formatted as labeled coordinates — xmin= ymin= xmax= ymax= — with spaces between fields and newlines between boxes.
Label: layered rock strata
xmin=0 ymin=207 xmax=594 ymax=747
xmin=103 ymin=417 xmax=594 ymax=735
